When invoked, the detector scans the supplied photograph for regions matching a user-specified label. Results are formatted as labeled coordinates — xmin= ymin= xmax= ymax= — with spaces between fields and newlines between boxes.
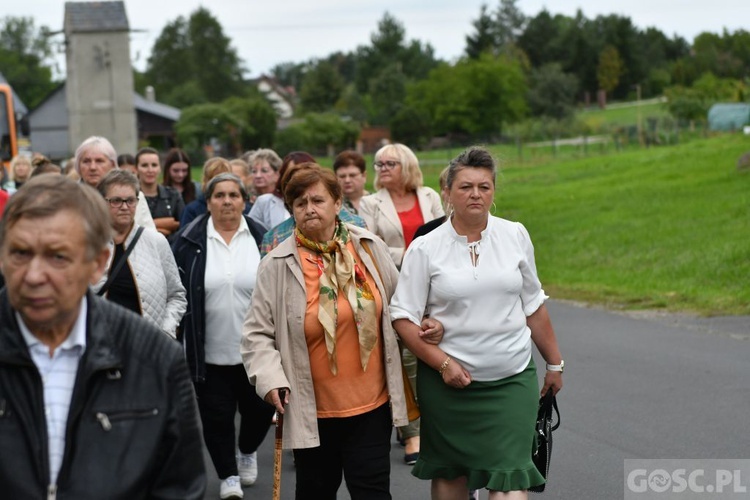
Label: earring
xmin=491 ymin=202 xmax=497 ymax=215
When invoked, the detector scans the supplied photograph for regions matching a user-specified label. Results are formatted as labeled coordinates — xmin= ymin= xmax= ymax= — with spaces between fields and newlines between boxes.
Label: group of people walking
xmin=0 ymin=136 xmax=563 ymax=500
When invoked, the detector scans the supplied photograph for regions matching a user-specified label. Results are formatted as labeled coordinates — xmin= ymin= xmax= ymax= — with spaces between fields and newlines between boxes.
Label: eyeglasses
xmin=105 ymin=197 xmax=138 ymax=208
xmin=373 ymin=160 xmax=400 ymax=171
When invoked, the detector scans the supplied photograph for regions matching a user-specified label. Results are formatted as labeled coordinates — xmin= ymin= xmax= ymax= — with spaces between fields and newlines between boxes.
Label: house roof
xmin=133 ymin=92 xmax=180 ymax=121
xmin=64 ymin=1 xmax=129 ymax=33
xmin=28 ymin=82 xmax=180 ymax=123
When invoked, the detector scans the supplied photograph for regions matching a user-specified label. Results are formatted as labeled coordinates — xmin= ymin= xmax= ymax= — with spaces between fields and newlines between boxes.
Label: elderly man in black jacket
xmin=0 ymin=175 xmax=205 ymax=499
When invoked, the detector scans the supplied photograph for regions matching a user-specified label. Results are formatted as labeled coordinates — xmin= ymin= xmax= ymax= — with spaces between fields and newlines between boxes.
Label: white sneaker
xmin=238 ymin=451 xmax=258 ymax=486
xmin=219 ymin=475 xmax=243 ymax=499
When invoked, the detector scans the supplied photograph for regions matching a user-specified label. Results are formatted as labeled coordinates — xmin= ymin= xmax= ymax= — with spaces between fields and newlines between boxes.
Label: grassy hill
xmin=492 ymin=133 xmax=750 ymax=315
xmin=578 ymin=100 xmax=670 ymax=130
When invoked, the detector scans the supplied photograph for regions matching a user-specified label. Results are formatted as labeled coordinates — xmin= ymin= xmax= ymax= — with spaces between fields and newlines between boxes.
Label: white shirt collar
xmin=447 ymin=214 xmax=493 ymax=243
xmin=207 ymin=215 xmax=249 ymax=243
xmin=18 ymin=297 xmax=88 ymax=353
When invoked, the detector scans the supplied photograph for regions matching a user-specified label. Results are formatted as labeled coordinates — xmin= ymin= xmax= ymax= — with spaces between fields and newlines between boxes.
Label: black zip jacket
xmin=0 ymin=290 xmax=206 ymax=499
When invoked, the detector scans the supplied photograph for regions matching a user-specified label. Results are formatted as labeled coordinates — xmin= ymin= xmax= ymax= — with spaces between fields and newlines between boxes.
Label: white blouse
xmin=249 ymin=193 xmax=290 ymax=231
xmin=204 ymin=217 xmax=260 ymax=365
xmin=390 ymin=216 xmax=547 ymax=381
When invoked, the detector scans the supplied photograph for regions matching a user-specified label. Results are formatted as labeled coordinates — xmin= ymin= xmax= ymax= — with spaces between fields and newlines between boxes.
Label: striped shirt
xmin=18 ymin=299 xmax=87 ymax=484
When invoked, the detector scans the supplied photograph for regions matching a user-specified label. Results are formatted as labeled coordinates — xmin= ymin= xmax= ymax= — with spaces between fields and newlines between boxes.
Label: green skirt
xmin=412 ymin=357 xmax=545 ymax=492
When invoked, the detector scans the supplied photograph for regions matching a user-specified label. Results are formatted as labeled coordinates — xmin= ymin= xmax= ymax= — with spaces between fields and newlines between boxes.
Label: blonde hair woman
xmin=359 ymin=143 xmax=444 ymax=465
xmin=359 ymin=143 xmax=444 ymax=268
xmin=4 ymin=154 xmax=32 ymax=193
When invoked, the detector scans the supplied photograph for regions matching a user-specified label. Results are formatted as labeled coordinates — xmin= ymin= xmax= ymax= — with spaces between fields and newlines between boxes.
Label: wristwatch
xmin=546 ymin=360 xmax=564 ymax=373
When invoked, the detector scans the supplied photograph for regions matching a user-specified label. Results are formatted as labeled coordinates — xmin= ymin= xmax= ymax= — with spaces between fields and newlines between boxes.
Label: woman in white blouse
xmin=390 ymin=147 xmax=564 ymax=500
xmin=172 ymin=173 xmax=274 ymax=499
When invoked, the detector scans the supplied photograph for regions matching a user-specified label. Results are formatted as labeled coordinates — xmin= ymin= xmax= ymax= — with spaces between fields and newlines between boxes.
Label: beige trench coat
xmin=241 ymin=224 xmax=408 ymax=449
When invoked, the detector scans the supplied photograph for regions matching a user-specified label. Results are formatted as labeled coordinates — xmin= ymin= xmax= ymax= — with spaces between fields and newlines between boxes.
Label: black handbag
xmin=530 ymin=390 xmax=560 ymax=493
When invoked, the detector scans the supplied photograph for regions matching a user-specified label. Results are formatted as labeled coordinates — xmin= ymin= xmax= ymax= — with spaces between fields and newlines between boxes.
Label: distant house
xmin=29 ymin=83 xmax=180 ymax=160
xmin=254 ymin=75 xmax=296 ymax=121
xmin=708 ymin=103 xmax=750 ymax=131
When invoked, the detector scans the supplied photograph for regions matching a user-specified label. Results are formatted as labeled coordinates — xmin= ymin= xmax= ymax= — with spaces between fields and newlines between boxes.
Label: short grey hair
xmin=97 ymin=169 xmax=140 ymax=198
xmin=248 ymin=149 xmax=282 ymax=172
xmin=74 ymin=136 xmax=117 ymax=174
xmin=446 ymin=146 xmax=497 ymax=188
xmin=205 ymin=173 xmax=248 ymax=201
xmin=0 ymin=175 xmax=112 ymax=260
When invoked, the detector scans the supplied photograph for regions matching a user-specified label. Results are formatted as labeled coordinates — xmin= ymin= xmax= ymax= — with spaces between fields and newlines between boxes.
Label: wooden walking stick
xmin=272 ymin=389 xmax=287 ymax=500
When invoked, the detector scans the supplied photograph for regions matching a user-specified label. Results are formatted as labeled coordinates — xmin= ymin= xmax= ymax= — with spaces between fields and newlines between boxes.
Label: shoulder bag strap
xmin=97 ymin=226 xmax=145 ymax=296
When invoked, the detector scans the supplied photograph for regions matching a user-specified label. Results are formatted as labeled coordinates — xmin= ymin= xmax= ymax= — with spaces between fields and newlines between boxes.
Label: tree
xmin=174 ymin=103 xmax=240 ymax=155
xmin=368 ymin=65 xmax=407 ymax=126
xmin=528 ymin=63 xmax=579 ymax=119
xmin=406 ymin=54 xmax=527 ymax=138
xmin=0 ymin=16 xmax=57 ymax=109
xmin=465 ymin=4 xmax=496 ymax=59
xmin=517 ymin=9 xmax=567 ymax=67
xmin=299 ymin=60 xmax=345 ymax=113
xmin=174 ymin=94 xmax=277 ymax=157
xmin=354 ymin=13 xmax=437 ymax=94
xmin=494 ymin=0 xmax=527 ymax=48
xmin=597 ymin=45 xmax=624 ymax=95
xmin=664 ymin=73 xmax=743 ymax=122
xmin=303 ymin=113 xmax=360 ymax=155
xmin=390 ymin=104 xmax=432 ymax=147
xmin=221 ymin=94 xmax=277 ymax=152
xmin=556 ymin=10 xmax=599 ymax=97
xmin=144 ymin=8 xmax=246 ymax=107
xmin=334 ymin=84 xmax=370 ymax=123
xmin=270 ymin=61 xmax=307 ymax=89
xmin=273 ymin=113 xmax=359 ymax=156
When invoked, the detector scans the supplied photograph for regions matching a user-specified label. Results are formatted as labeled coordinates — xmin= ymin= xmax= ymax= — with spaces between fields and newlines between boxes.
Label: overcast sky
xmin=8 ymin=0 xmax=749 ymax=78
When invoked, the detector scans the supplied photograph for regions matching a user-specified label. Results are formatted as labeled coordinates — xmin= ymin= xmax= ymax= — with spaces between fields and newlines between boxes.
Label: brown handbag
xmin=402 ymin=358 xmax=420 ymax=421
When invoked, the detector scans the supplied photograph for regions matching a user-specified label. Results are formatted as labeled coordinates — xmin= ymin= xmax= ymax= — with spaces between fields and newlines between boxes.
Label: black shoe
xmin=404 ymin=452 xmax=419 ymax=465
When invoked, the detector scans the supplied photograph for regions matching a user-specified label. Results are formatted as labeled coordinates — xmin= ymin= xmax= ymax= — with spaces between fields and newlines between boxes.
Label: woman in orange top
xmin=242 ymin=164 xmax=441 ymax=499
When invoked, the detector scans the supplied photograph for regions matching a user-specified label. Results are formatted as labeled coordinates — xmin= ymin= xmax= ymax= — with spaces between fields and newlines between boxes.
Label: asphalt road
xmin=202 ymin=300 xmax=750 ymax=499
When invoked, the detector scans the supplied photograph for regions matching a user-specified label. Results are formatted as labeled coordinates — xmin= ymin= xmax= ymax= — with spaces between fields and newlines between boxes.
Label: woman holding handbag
xmin=390 ymin=147 xmax=564 ymax=499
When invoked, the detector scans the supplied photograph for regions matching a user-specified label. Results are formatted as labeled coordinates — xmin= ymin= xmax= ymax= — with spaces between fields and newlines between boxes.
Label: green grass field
xmin=578 ymin=101 xmax=671 ymax=130
xmin=364 ymin=133 xmax=749 ymax=315
xmin=195 ymin=104 xmax=748 ymax=315
xmin=492 ymin=133 xmax=750 ymax=315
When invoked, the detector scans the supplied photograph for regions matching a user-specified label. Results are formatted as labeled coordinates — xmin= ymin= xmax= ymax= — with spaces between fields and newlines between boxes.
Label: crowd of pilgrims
xmin=0 ymin=137 xmax=563 ymax=500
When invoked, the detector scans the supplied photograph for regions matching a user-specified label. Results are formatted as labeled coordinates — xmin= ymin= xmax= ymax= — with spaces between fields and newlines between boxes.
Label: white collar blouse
xmin=389 ymin=215 xmax=548 ymax=381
